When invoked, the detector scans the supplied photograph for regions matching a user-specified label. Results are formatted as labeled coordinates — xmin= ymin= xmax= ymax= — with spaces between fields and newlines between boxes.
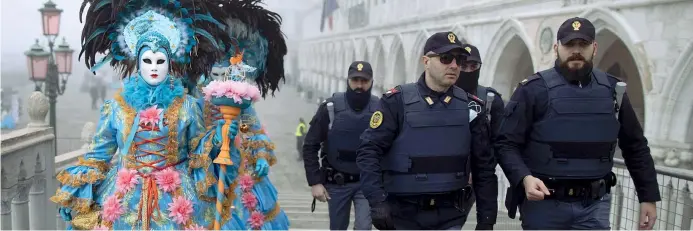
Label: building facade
xmin=297 ymin=0 xmax=693 ymax=168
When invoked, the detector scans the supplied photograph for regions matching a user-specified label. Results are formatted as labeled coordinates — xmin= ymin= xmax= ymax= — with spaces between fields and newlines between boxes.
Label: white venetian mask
xmin=210 ymin=66 xmax=228 ymax=81
xmin=138 ymin=49 xmax=169 ymax=85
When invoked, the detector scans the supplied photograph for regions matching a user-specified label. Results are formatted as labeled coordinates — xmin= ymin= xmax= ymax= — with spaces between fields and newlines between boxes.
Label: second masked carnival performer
xmin=188 ymin=1 xmax=290 ymax=229
xmin=50 ymin=0 xmax=243 ymax=230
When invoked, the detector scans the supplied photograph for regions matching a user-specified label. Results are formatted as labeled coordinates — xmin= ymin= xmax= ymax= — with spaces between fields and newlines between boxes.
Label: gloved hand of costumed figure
xmin=255 ymin=158 xmax=269 ymax=177
xmin=370 ymin=202 xmax=395 ymax=230
xmin=214 ymin=120 xmax=240 ymax=145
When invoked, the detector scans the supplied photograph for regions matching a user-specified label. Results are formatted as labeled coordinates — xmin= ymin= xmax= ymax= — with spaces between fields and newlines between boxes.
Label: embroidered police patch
xmin=370 ymin=111 xmax=383 ymax=129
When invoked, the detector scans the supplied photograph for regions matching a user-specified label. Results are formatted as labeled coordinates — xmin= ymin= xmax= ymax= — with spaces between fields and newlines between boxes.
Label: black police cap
xmin=347 ymin=61 xmax=373 ymax=80
xmin=461 ymin=44 xmax=482 ymax=64
xmin=557 ymin=17 xmax=596 ymax=44
xmin=422 ymin=32 xmax=465 ymax=55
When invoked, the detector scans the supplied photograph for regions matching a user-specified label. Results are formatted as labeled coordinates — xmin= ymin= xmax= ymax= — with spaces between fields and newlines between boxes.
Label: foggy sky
xmin=1 ymin=0 xmax=322 ymax=87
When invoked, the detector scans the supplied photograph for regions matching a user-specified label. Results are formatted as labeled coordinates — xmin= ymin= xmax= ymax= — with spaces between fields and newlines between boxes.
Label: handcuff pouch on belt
xmin=325 ymin=167 xmax=359 ymax=185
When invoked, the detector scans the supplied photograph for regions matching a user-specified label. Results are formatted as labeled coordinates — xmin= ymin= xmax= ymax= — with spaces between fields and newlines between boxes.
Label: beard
xmin=556 ymin=53 xmax=594 ymax=82
xmin=345 ymin=82 xmax=372 ymax=111
xmin=455 ymin=70 xmax=480 ymax=94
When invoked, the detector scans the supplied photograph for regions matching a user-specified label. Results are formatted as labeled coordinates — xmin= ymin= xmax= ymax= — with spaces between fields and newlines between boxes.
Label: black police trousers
xmin=387 ymin=195 xmax=465 ymax=230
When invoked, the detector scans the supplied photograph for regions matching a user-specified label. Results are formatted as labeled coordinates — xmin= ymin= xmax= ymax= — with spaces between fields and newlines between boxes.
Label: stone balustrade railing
xmin=1 ymin=91 xmax=57 ymax=230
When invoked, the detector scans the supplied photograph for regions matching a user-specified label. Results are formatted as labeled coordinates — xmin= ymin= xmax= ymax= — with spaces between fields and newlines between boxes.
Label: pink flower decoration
xmin=185 ymin=224 xmax=206 ymax=231
xmin=92 ymin=225 xmax=109 ymax=231
xmin=140 ymin=106 xmax=163 ymax=126
xmin=241 ymin=192 xmax=258 ymax=209
xmin=116 ymin=168 xmax=139 ymax=194
xmin=248 ymin=211 xmax=265 ymax=230
xmin=239 ymin=175 xmax=254 ymax=192
xmin=168 ymin=196 xmax=194 ymax=225
xmin=202 ymin=80 xmax=262 ymax=103
xmin=102 ymin=195 xmax=125 ymax=222
xmin=155 ymin=167 xmax=182 ymax=193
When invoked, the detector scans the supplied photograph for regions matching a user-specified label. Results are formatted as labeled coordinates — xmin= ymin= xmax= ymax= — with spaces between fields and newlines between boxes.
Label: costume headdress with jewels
xmin=216 ymin=0 xmax=288 ymax=98
xmin=78 ymin=0 xmax=232 ymax=82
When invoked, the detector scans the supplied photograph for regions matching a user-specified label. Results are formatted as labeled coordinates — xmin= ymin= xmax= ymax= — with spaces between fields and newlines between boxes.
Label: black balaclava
xmin=555 ymin=53 xmax=593 ymax=85
xmin=346 ymin=79 xmax=372 ymax=111
xmin=455 ymin=44 xmax=483 ymax=94
xmin=456 ymin=70 xmax=480 ymax=94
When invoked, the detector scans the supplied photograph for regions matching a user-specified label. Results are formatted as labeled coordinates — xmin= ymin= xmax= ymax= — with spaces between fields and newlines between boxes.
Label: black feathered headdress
xmin=217 ymin=0 xmax=288 ymax=98
xmin=78 ymin=0 xmax=232 ymax=82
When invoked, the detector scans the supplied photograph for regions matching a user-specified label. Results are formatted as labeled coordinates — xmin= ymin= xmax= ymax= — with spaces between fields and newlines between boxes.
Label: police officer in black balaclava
xmin=302 ymin=61 xmax=378 ymax=230
xmin=454 ymin=44 xmax=506 ymax=227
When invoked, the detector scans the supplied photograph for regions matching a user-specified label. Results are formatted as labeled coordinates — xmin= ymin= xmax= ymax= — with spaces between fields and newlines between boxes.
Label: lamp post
xmin=24 ymin=0 xmax=72 ymax=155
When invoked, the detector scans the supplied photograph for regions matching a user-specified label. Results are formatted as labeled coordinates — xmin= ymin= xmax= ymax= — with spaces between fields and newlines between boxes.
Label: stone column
xmin=29 ymin=154 xmax=46 ymax=230
xmin=1 ymin=169 xmax=12 ymax=230
xmin=11 ymin=161 xmax=30 ymax=230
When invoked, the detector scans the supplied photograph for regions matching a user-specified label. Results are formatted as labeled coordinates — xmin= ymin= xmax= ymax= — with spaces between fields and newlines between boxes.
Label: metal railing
xmin=493 ymin=158 xmax=693 ymax=229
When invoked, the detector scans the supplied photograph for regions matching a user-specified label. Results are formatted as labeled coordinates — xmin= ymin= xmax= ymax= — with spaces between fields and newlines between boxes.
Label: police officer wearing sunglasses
xmin=356 ymin=31 xmax=497 ymax=230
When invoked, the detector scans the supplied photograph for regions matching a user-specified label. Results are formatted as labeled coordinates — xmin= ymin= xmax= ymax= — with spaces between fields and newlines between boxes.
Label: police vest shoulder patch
xmin=384 ymin=86 xmax=401 ymax=98
xmin=519 ymin=74 xmax=541 ymax=86
xmin=370 ymin=111 xmax=384 ymax=129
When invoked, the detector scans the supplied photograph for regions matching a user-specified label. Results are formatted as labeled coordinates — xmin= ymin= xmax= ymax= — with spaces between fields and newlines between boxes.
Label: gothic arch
xmin=372 ymin=36 xmax=387 ymax=96
xmin=658 ymin=41 xmax=693 ymax=143
xmin=484 ymin=18 xmax=537 ymax=98
xmin=358 ymin=38 xmax=370 ymax=62
xmin=409 ymin=29 xmax=431 ymax=81
xmin=386 ymin=33 xmax=406 ymax=88
xmin=579 ymin=7 xmax=652 ymax=93
xmin=581 ymin=7 xmax=650 ymax=127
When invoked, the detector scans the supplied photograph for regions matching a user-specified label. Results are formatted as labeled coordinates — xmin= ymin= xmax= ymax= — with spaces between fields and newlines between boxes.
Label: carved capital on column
xmin=26 ymin=91 xmax=49 ymax=128
xmin=651 ymin=140 xmax=693 ymax=169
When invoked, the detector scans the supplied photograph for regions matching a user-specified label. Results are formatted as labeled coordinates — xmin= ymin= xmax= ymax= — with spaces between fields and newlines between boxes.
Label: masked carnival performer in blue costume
xmin=50 ymin=0 xmax=242 ymax=230
xmin=188 ymin=1 xmax=290 ymax=229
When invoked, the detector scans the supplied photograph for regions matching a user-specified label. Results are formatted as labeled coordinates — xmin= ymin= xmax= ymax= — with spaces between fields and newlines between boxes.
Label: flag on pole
xmin=320 ymin=0 xmax=339 ymax=32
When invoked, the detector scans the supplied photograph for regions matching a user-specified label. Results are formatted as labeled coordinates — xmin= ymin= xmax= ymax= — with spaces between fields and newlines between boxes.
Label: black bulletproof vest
xmin=382 ymin=83 xmax=471 ymax=194
xmin=525 ymin=68 xmax=620 ymax=179
xmin=326 ymin=92 xmax=379 ymax=174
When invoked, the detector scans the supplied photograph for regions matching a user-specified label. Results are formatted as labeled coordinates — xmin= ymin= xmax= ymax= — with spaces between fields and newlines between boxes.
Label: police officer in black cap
xmin=356 ymin=31 xmax=497 ymax=230
xmin=302 ymin=61 xmax=378 ymax=230
xmin=455 ymin=43 xmax=506 ymax=225
xmin=495 ymin=17 xmax=660 ymax=230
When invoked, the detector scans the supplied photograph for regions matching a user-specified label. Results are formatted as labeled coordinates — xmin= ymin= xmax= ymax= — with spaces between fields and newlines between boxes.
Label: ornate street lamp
xmin=54 ymin=37 xmax=74 ymax=93
xmin=24 ymin=39 xmax=51 ymax=89
xmin=39 ymin=0 xmax=62 ymax=37
xmin=25 ymin=1 xmax=71 ymax=156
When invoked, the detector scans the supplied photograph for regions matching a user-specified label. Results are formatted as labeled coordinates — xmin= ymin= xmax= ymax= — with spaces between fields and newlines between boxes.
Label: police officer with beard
xmin=356 ymin=32 xmax=497 ymax=230
xmin=302 ymin=61 xmax=378 ymax=230
xmin=495 ymin=17 xmax=660 ymax=230
xmin=454 ymin=44 xmax=505 ymax=225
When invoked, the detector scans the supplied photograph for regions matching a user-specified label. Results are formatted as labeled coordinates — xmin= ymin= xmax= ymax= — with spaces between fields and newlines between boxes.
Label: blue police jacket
xmin=382 ymin=83 xmax=471 ymax=194
xmin=525 ymin=68 xmax=619 ymax=179
xmin=326 ymin=92 xmax=379 ymax=174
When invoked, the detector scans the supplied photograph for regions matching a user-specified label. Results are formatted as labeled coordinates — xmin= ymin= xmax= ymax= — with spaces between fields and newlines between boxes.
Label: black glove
xmin=370 ymin=202 xmax=395 ymax=230
xmin=475 ymin=223 xmax=494 ymax=230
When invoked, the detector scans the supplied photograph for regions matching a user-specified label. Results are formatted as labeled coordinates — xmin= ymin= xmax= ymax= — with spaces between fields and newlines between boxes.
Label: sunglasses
xmin=426 ymin=53 xmax=466 ymax=65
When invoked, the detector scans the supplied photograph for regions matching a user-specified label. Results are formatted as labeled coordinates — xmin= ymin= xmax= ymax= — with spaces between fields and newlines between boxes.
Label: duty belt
xmin=541 ymin=172 xmax=617 ymax=202
xmin=324 ymin=167 xmax=359 ymax=185
xmin=393 ymin=188 xmax=468 ymax=211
